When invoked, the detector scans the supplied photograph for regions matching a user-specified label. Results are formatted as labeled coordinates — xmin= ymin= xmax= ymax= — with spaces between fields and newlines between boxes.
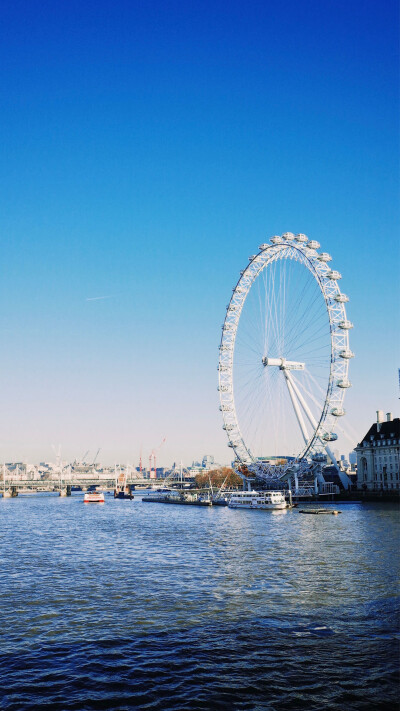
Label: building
xmin=202 ymin=455 xmax=214 ymax=469
xmin=187 ymin=455 xmax=219 ymax=478
xmin=349 ymin=451 xmax=357 ymax=469
xmin=355 ymin=411 xmax=400 ymax=491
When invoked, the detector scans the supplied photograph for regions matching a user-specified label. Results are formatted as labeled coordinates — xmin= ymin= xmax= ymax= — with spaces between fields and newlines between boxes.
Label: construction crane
xmin=92 ymin=448 xmax=101 ymax=468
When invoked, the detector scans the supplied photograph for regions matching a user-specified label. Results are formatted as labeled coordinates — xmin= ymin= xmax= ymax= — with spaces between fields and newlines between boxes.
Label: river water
xmin=0 ymin=494 xmax=399 ymax=710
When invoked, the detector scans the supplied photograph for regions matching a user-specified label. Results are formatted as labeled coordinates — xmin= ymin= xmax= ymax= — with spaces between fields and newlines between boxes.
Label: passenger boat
xmin=228 ymin=491 xmax=287 ymax=510
xmin=84 ymin=490 xmax=105 ymax=503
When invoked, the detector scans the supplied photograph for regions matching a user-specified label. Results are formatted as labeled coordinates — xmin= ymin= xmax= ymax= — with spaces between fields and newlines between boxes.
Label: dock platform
xmin=299 ymin=509 xmax=341 ymax=515
xmin=142 ymin=496 xmax=212 ymax=506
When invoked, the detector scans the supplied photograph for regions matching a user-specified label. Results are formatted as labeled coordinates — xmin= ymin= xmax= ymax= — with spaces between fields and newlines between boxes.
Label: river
xmin=0 ymin=493 xmax=399 ymax=710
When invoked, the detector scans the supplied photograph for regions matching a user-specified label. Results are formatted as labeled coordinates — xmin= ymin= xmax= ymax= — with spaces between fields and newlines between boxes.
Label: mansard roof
xmin=358 ymin=418 xmax=400 ymax=445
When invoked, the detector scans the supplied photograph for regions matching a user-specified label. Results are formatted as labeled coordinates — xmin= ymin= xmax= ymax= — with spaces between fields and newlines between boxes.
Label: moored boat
xmin=228 ymin=490 xmax=287 ymax=510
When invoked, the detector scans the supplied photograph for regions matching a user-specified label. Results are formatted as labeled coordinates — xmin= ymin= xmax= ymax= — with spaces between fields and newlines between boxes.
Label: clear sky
xmin=0 ymin=0 xmax=398 ymax=466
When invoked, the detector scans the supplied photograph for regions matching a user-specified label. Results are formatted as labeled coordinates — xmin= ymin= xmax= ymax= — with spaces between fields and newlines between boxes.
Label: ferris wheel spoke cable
xmin=235 ymin=318 xmax=265 ymax=353
xmin=278 ymin=257 xmax=315 ymax=329
xmin=302 ymin=368 xmax=328 ymax=399
xmin=288 ymin=298 xmax=327 ymax=350
xmin=235 ymin=371 xmax=265 ymax=404
xmin=239 ymin=380 xmax=271 ymax=451
xmin=237 ymin=300 xmax=269 ymax=355
xmin=289 ymin=324 xmax=332 ymax=358
xmin=238 ymin=369 xmax=276 ymax=435
xmin=283 ymin=267 xmax=323 ymax=328
xmin=252 ymin=370 xmax=281 ymax=455
xmin=267 ymin=259 xmax=281 ymax=357
xmin=279 ymin=305 xmax=323 ymax=361
xmin=283 ymin=290 xmax=326 ymax=356
xmin=292 ymin=371 xmax=324 ymax=420
xmin=257 ymin=271 xmax=268 ymax=353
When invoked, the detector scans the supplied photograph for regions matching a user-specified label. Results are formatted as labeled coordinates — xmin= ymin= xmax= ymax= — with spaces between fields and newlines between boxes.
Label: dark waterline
xmin=1 ymin=495 xmax=399 ymax=710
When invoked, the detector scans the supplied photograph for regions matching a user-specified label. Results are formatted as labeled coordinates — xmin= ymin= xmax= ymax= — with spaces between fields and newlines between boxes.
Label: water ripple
xmin=0 ymin=495 xmax=399 ymax=710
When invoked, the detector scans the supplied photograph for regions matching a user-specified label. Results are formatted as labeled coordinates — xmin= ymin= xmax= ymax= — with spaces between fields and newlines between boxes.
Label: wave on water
xmin=1 ymin=615 xmax=399 ymax=711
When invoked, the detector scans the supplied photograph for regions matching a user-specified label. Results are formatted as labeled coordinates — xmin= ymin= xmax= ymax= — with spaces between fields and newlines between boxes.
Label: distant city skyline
xmin=0 ymin=1 xmax=398 ymax=466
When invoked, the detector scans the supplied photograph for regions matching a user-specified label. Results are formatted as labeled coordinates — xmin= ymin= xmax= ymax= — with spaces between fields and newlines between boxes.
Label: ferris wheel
xmin=218 ymin=233 xmax=353 ymax=476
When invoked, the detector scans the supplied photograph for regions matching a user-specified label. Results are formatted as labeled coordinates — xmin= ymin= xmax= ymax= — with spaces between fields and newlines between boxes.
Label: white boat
xmin=228 ymin=490 xmax=287 ymax=510
xmin=84 ymin=490 xmax=105 ymax=503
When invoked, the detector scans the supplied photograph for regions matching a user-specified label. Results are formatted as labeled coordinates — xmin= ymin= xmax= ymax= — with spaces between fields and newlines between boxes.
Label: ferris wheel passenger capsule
xmin=334 ymin=293 xmax=349 ymax=303
xmin=318 ymin=252 xmax=332 ymax=262
xmin=339 ymin=348 xmax=354 ymax=359
xmin=339 ymin=320 xmax=353 ymax=330
xmin=282 ymin=232 xmax=295 ymax=240
xmin=312 ymin=453 xmax=327 ymax=463
xmin=307 ymin=240 xmax=320 ymax=249
xmin=331 ymin=408 xmax=346 ymax=417
xmin=258 ymin=243 xmax=269 ymax=250
xmin=248 ymin=255 xmax=256 ymax=261
xmin=327 ymin=270 xmax=342 ymax=280
xmin=270 ymin=235 xmax=283 ymax=244
xmin=295 ymin=233 xmax=308 ymax=242
xmin=322 ymin=432 xmax=338 ymax=442
xmin=337 ymin=379 xmax=351 ymax=388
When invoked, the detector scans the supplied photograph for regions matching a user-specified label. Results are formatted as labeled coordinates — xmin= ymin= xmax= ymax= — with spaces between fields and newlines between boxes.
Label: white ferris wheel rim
xmin=218 ymin=233 xmax=353 ymax=467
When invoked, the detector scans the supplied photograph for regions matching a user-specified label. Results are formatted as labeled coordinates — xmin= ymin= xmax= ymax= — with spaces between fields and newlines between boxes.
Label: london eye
xmin=218 ymin=233 xmax=353 ymax=485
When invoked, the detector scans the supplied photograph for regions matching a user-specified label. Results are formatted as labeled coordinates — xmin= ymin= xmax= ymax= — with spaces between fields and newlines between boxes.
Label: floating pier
xmin=299 ymin=509 xmax=341 ymax=515
xmin=142 ymin=495 xmax=212 ymax=506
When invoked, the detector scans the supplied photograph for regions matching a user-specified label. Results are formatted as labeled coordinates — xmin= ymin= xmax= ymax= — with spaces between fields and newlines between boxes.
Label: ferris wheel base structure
xmin=218 ymin=232 xmax=354 ymax=494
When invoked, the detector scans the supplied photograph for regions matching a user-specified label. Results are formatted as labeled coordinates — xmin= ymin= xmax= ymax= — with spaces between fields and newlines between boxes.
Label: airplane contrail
xmin=85 ymin=295 xmax=114 ymax=301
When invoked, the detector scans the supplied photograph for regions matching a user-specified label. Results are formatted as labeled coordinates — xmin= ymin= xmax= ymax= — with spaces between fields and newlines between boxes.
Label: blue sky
xmin=0 ymin=0 xmax=398 ymax=465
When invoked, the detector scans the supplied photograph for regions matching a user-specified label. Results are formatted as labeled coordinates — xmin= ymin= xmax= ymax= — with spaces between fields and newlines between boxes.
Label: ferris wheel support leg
xmin=287 ymin=372 xmax=339 ymax=471
xmin=283 ymin=370 xmax=309 ymax=445
xmin=294 ymin=473 xmax=299 ymax=493
xmin=324 ymin=444 xmax=339 ymax=469
xmin=286 ymin=371 xmax=318 ymax=430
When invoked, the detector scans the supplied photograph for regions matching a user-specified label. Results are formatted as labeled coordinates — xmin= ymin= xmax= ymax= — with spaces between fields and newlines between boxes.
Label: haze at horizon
xmin=0 ymin=0 xmax=398 ymax=466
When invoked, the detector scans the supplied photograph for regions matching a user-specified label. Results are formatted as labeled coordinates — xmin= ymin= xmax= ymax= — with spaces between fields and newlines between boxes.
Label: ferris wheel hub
xmin=262 ymin=356 xmax=305 ymax=371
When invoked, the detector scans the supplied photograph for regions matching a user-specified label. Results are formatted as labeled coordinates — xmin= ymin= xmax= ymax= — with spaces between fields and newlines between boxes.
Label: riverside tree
xmin=195 ymin=466 xmax=243 ymax=489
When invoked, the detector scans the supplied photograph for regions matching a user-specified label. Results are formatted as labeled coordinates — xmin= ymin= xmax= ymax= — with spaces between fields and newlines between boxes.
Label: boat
xmin=228 ymin=490 xmax=287 ymax=510
xmin=211 ymin=495 xmax=230 ymax=506
xmin=114 ymin=485 xmax=133 ymax=499
xmin=142 ymin=491 xmax=212 ymax=506
xmin=84 ymin=490 xmax=105 ymax=503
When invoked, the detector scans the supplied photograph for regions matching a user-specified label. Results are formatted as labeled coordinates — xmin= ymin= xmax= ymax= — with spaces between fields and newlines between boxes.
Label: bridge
xmin=1 ymin=477 xmax=155 ymax=496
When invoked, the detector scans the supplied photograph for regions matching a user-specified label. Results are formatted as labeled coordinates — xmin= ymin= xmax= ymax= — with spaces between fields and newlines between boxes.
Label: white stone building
xmin=356 ymin=411 xmax=400 ymax=491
